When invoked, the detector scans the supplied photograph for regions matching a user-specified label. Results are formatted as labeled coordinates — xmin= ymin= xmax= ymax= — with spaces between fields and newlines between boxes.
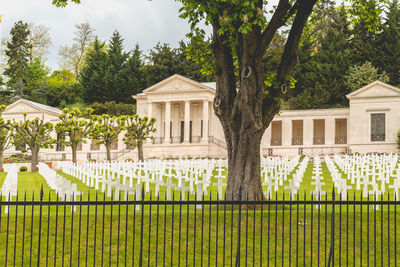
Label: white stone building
xmin=2 ymin=75 xmax=400 ymax=161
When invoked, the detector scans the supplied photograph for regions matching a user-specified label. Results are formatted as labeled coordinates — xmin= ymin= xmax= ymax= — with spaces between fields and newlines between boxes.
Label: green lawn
xmin=0 ymin=164 xmax=398 ymax=266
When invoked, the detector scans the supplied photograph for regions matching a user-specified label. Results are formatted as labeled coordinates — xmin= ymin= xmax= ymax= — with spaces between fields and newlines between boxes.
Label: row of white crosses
xmin=38 ymin=163 xmax=82 ymax=209
xmin=284 ymin=156 xmax=309 ymax=199
xmin=1 ymin=164 xmax=18 ymax=213
xmin=311 ymin=156 xmax=326 ymax=197
xmin=325 ymin=154 xmax=400 ymax=206
xmin=62 ymin=159 xmax=228 ymax=203
xmin=261 ymin=156 xmax=300 ymax=197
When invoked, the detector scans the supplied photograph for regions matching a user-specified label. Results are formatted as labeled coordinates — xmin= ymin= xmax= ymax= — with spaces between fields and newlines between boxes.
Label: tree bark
xmin=0 ymin=152 xmax=4 ymax=173
xmin=71 ymin=143 xmax=77 ymax=164
xmin=137 ymin=142 xmax=144 ymax=162
xmin=106 ymin=145 xmax=111 ymax=162
xmin=31 ymin=147 xmax=39 ymax=172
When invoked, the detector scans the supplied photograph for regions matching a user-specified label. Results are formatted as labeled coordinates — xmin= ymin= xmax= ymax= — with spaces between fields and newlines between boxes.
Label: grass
xmin=0 ymin=162 xmax=399 ymax=265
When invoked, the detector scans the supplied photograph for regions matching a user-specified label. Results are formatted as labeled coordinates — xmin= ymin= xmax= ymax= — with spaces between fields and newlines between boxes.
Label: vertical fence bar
xmin=374 ymin=194 xmax=377 ymax=267
xmin=37 ymin=186 xmax=44 ymax=267
xmin=139 ymin=187 xmax=145 ymax=267
xmin=5 ymin=193 xmax=10 ymax=267
xmin=216 ymin=193 xmax=220 ymax=267
xmin=208 ymin=193 xmax=212 ymax=267
xmin=246 ymin=193 xmax=249 ymax=266
xmin=109 ymin=192 xmax=114 ymax=267
xmin=53 ymin=193 xmax=59 ymax=267
xmin=328 ymin=188 xmax=335 ymax=267
xmin=194 ymin=192 xmax=197 ymax=267
xmin=367 ymin=194 xmax=370 ymax=266
xmin=85 ymin=194 xmax=90 ymax=267
xmin=346 ymin=192 xmax=349 ymax=267
xmin=171 ymin=192 xmax=175 ymax=266
xmin=235 ymin=192 xmax=242 ymax=267
xmin=22 ymin=192 xmax=26 ymax=267
xmin=282 ymin=193 xmax=285 ymax=266
xmin=117 ymin=193 xmax=121 ymax=267
xmin=156 ymin=194 xmax=160 ymax=267
xmin=223 ymin=194 xmax=227 ymax=267
xmin=148 ymin=193 xmax=152 ymax=267
xmin=381 ymin=194 xmax=383 ymax=267
xmin=360 ymin=191 xmax=363 ymax=267
xmin=252 ymin=194 xmax=255 ymax=266
xmin=30 ymin=192 xmax=35 ymax=267
xmin=317 ymin=193 xmax=320 ymax=267
xmin=296 ymin=193 xmax=299 ymax=267
xmin=69 ymin=193 xmax=75 ymax=267
xmin=94 ymin=193 xmax=98 ymax=267
xmin=260 ymin=196 xmax=263 ymax=267
xmin=13 ymin=193 xmax=18 ymax=267
xmin=231 ymin=193 xmax=234 ymax=267
xmin=178 ymin=193 xmax=182 ymax=267
xmin=303 ymin=191 xmax=306 ymax=267
xmin=310 ymin=192 xmax=313 ymax=267
xmin=201 ymin=193 xmax=205 ymax=267
xmin=353 ymin=192 xmax=355 ymax=267
xmin=339 ymin=193 xmax=342 ymax=266
xmin=77 ymin=193 xmax=82 ymax=267
xmin=185 ymin=193 xmax=188 ymax=267
xmin=62 ymin=194 xmax=66 ymax=267
xmin=289 ymin=194 xmax=292 ymax=267
xmin=101 ymin=193 xmax=105 ymax=267
xmin=274 ymin=192 xmax=277 ymax=267
xmin=163 ymin=192 xmax=167 ymax=267
xmin=388 ymin=192 xmax=390 ymax=267
xmin=124 ymin=193 xmax=129 ymax=267
xmin=325 ymin=192 xmax=328 ymax=267
xmin=395 ymin=194 xmax=397 ymax=266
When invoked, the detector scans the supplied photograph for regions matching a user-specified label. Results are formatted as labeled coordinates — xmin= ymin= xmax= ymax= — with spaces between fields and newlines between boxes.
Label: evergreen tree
xmin=124 ymin=44 xmax=145 ymax=100
xmin=79 ymin=38 xmax=107 ymax=103
xmin=103 ymin=30 xmax=129 ymax=102
xmin=290 ymin=6 xmax=353 ymax=109
xmin=374 ymin=0 xmax=400 ymax=85
xmin=344 ymin=61 xmax=389 ymax=92
xmin=4 ymin=21 xmax=32 ymax=97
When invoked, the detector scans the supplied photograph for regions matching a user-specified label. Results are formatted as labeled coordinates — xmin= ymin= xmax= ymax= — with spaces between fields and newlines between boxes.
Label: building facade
xmin=2 ymin=75 xmax=400 ymax=161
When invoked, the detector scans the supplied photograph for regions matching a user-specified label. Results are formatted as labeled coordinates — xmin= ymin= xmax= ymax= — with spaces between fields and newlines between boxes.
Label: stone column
xmin=325 ymin=117 xmax=335 ymax=146
xmin=304 ymin=118 xmax=313 ymax=146
xmin=164 ymin=101 xmax=171 ymax=144
xmin=184 ymin=100 xmax=191 ymax=142
xmin=283 ymin=118 xmax=292 ymax=147
xmin=147 ymin=102 xmax=153 ymax=143
xmin=202 ymin=100 xmax=209 ymax=142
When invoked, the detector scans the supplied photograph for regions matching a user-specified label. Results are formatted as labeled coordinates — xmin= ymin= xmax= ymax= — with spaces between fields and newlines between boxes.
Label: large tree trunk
xmin=0 ymin=151 xmax=4 ymax=173
xmin=137 ymin=142 xmax=144 ymax=162
xmin=31 ymin=148 xmax=40 ymax=172
xmin=106 ymin=145 xmax=111 ymax=162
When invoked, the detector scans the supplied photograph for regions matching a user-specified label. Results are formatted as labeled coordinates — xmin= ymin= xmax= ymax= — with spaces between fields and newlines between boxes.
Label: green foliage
xmin=89 ymin=114 xmax=125 ymax=161
xmin=123 ymin=115 xmax=156 ymax=147
xmin=45 ymin=70 xmax=82 ymax=107
xmin=90 ymin=101 xmax=136 ymax=116
xmin=0 ymin=105 xmax=13 ymax=171
xmin=19 ymin=166 xmax=28 ymax=172
xmin=397 ymin=130 xmax=400 ymax=151
xmin=13 ymin=116 xmax=55 ymax=151
xmin=4 ymin=21 xmax=32 ymax=96
xmin=26 ymin=57 xmax=50 ymax=99
xmin=344 ymin=61 xmax=389 ymax=92
xmin=289 ymin=6 xmax=354 ymax=109
xmin=55 ymin=108 xmax=93 ymax=162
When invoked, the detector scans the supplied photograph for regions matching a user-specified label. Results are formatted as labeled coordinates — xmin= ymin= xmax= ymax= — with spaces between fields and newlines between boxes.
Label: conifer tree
xmin=80 ymin=38 xmax=107 ymax=103
xmin=4 ymin=21 xmax=32 ymax=97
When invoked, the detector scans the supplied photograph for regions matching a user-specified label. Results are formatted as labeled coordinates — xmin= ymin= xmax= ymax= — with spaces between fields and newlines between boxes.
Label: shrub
xmin=19 ymin=166 xmax=28 ymax=172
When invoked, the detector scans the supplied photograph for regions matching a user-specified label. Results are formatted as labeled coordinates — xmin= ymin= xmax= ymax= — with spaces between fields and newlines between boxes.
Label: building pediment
xmin=143 ymin=74 xmax=215 ymax=94
xmin=346 ymin=81 xmax=400 ymax=99
xmin=3 ymin=99 xmax=62 ymax=116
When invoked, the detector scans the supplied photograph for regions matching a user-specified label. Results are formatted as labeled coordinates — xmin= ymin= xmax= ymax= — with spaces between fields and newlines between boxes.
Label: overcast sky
xmin=1 ymin=0 xmax=202 ymax=71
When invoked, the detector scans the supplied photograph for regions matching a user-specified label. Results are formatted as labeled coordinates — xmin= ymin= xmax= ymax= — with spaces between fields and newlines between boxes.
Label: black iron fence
xmin=0 ymin=189 xmax=398 ymax=266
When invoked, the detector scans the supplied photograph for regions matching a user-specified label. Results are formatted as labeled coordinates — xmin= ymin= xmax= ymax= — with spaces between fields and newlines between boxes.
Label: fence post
xmin=235 ymin=191 xmax=242 ymax=267
xmin=138 ymin=185 xmax=145 ymax=267
xmin=37 ymin=185 xmax=44 ymax=267
xmin=328 ymin=187 xmax=335 ymax=267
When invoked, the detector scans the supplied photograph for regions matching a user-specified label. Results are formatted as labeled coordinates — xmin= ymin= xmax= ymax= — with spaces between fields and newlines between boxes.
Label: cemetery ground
xmin=0 ymin=160 xmax=398 ymax=266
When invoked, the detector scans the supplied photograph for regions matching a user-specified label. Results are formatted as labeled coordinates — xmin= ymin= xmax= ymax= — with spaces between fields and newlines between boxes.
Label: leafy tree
xmin=89 ymin=114 xmax=124 ymax=161
xmin=13 ymin=115 xmax=54 ymax=172
xmin=4 ymin=21 xmax=32 ymax=97
xmin=374 ymin=0 xmax=400 ymax=85
xmin=45 ymin=70 xmax=82 ymax=107
xmin=123 ymin=115 xmax=156 ymax=161
xmin=54 ymin=0 xmax=386 ymax=200
xmin=55 ymin=108 xmax=93 ymax=163
xmin=0 ymin=105 xmax=13 ymax=172
xmin=90 ymin=101 xmax=136 ymax=116
xmin=26 ymin=57 xmax=50 ymax=99
xmin=59 ymin=22 xmax=95 ymax=79
xmin=79 ymin=38 xmax=108 ymax=103
xmin=344 ymin=61 xmax=389 ymax=92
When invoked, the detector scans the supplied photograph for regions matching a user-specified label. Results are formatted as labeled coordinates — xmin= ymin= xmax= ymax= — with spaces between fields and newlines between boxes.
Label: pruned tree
xmin=53 ymin=0 xmax=385 ymax=200
xmin=13 ymin=115 xmax=55 ymax=172
xmin=89 ymin=114 xmax=124 ymax=161
xmin=0 ymin=105 xmax=13 ymax=172
xmin=123 ymin=115 xmax=156 ymax=161
xmin=55 ymin=108 xmax=93 ymax=163
xmin=58 ymin=21 xmax=95 ymax=79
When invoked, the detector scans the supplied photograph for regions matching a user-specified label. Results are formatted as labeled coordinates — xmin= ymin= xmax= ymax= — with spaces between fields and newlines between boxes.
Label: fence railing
xmin=0 ymin=189 xmax=398 ymax=266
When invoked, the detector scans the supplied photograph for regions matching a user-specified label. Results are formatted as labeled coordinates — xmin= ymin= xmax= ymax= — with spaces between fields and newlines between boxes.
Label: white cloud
xmin=0 ymin=0 xmax=199 ymax=71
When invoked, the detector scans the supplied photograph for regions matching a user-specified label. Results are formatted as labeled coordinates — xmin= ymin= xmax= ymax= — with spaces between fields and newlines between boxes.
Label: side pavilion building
xmin=135 ymin=75 xmax=400 ymax=158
